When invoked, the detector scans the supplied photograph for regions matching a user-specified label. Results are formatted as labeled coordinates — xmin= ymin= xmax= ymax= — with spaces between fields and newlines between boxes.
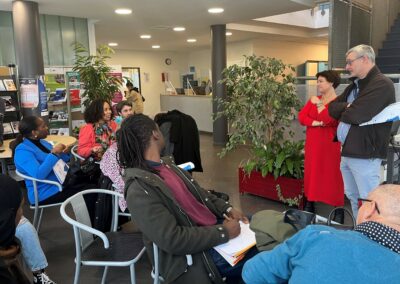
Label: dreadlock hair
xmin=117 ymin=114 xmax=158 ymax=173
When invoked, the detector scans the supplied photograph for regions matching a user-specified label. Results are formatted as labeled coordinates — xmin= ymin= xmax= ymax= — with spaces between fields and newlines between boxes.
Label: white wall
xmin=253 ymin=39 xmax=328 ymax=67
xmin=185 ymin=40 xmax=254 ymax=83
xmin=108 ymin=49 xmax=188 ymax=116
xmin=108 ymin=39 xmax=327 ymax=116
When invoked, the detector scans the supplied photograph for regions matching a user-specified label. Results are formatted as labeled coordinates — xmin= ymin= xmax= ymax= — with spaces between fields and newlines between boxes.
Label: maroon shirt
xmin=156 ymin=163 xmax=217 ymax=226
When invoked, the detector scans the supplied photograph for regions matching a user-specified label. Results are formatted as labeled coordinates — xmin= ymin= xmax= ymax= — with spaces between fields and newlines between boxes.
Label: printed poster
xmin=20 ymin=78 xmax=39 ymax=108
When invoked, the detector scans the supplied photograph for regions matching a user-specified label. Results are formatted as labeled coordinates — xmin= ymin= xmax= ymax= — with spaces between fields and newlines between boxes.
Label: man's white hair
xmin=346 ymin=44 xmax=375 ymax=64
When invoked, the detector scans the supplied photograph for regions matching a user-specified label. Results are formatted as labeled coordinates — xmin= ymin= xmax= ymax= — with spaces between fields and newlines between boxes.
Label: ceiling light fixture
xmin=226 ymin=32 xmax=233 ymax=36
xmin=187 ymin=39 xmax=197 ymax=43
xmin=208 ymin=8 xmax=224 ymax=14
xmin=108 ymin=42 xmax=118 ymax=46
xmin=152 ymin=45 xmax=161 ymax=49
xmin=140 ymin=35 xmax=152 ymax=39
xmin=115 ymin=8 xmax=132 ymax=15
xmin=173 ymin=27 xmax=186 ymax=32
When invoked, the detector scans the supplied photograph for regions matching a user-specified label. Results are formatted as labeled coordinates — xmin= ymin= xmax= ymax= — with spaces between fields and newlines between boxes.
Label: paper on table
xmin=214 ymin=221 xmax=256 ymax=257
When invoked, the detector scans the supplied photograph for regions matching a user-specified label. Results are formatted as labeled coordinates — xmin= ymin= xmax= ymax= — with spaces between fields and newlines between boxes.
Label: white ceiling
xmin=1 ymin=0 xmax=323 ymax=51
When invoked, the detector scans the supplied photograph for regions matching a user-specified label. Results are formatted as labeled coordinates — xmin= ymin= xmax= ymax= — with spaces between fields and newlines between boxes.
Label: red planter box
xmin=238 ymin=168 xmax=304 ymax=209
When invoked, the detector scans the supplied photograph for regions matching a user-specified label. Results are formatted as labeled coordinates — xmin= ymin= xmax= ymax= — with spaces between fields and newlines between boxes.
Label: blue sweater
xmin=242 ymin=225 xmax=400 ymax=284
xmin=14 ymin=139 xmax=70 ymax=204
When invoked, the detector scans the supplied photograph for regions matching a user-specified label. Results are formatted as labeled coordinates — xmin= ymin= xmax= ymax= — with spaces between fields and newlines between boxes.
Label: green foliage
xmin=216 ymin=55 xmax=304 ymax=179
xmin=73 ymin=42 xmax=122 ymax=107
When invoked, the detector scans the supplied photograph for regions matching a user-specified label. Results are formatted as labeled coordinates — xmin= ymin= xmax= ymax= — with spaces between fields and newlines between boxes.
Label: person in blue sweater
xmin=12 ymin=116 xmax=90 ymax=205
xmin=242 ymin=184 xmax=400 ymax=284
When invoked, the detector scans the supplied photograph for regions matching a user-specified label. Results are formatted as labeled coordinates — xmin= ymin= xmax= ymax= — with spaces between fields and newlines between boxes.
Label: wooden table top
xmin=0 ymin=135 xmax=77 ymax=159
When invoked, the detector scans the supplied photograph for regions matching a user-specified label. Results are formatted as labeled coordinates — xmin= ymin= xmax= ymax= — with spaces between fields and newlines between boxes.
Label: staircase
xmin=376 ymin=15 xmax=400 ymax=74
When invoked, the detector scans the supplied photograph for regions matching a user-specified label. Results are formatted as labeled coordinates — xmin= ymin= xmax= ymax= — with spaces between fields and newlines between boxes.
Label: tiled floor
xmin=21 ymin=133 xmax=351 ymax=284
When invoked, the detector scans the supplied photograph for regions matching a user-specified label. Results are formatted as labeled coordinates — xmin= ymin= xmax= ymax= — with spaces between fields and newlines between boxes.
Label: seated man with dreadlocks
xmin=117 ymin=114 xmax=254 ymax=284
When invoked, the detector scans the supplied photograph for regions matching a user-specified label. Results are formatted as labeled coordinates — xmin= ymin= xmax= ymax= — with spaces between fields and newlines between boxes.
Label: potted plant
xmin=216 ymin=55 xmax=305 ymax=208
xmin=73 ymin=42 xmax=122 ymax=107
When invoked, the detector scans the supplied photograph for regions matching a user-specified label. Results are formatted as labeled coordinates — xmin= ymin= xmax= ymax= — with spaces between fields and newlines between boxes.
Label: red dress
xmin=298 ymin=98 xmax=344 ymax=206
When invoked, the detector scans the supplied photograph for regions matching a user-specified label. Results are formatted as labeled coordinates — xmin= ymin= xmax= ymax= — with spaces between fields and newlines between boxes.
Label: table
xmin=0 ymin=135 xmax=77 ymax=175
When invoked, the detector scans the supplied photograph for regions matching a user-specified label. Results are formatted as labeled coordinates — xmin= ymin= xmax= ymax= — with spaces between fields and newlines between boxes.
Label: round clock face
xmin=165 ymin=58 xmax=172 ymax=65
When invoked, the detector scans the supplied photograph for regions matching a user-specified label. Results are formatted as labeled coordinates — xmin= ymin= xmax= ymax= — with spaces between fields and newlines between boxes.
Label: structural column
xmin=211 ymin=24 xmax=227 ymax=145
xmin=13 ymin=0 xmax=45 ymax=117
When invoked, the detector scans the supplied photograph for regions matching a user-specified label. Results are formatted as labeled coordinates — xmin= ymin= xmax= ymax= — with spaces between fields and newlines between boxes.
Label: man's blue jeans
xmin=340 ymin=157 xmax=382 ymax=217
xmin=15 ymin=216 xmax=48 ymax=271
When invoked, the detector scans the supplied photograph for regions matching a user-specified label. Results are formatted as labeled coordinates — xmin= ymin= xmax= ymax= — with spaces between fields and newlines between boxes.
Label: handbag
xmin=80 ymin=157 xmax=99 ymax=176
xmin=284 ymin=209 xmax=316 ymax=232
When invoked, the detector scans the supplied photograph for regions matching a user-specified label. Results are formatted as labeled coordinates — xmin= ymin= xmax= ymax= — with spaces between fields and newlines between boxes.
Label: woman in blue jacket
xmin=13 ymin=116 xmax=88 ymax=205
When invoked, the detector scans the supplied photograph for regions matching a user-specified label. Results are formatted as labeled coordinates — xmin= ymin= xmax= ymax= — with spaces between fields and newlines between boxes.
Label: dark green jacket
xmin=124 ymin=157 xmax=232 ymax=284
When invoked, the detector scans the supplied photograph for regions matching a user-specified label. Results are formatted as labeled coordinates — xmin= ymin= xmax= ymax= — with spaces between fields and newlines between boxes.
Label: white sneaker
xmin=33 ymin=271 xmax=56 ymax=284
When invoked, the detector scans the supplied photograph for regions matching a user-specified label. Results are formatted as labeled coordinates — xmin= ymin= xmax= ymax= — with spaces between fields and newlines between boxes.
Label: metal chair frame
xmin=15 ymin=169 xmax=63 ymax=233
xmin=60 ymin=189 xmax=145 ymax=284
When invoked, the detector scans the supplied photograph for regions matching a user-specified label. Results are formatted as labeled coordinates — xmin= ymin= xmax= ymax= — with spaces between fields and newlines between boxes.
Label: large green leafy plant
xmin=216 ymin=55 xmax=304 ymax=179
xmin=73 ymin=42 xmax=122 ymax=107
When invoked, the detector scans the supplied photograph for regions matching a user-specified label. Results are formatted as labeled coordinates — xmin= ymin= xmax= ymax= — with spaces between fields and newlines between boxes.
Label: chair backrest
xmin=71 ymin=145 xmax=85 ymax=162
xmin=60 ymin=189 xmax=122 ymax=250
xmin=15 ymin=169 xmax=62 ymax=206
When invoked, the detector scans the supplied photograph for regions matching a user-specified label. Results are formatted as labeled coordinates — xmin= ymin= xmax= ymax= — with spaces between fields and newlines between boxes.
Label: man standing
xmin=242 ymin=184 xmax=400 ymax=283
xmin=328 ymin=44 xmax=395 ymax=217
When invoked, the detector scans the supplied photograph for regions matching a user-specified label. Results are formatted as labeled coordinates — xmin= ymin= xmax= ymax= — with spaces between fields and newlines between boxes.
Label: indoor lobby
xmin=1 ymin=0 xmax=400 ymax=283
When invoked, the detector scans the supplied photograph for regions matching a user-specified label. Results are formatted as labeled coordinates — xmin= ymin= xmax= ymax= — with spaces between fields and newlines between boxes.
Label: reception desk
xmin=160 ymin=94 xmax=213 ymax=132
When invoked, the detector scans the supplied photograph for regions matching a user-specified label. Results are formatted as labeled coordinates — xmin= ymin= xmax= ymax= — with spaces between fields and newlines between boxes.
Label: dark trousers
xmin=38 ymin=183 xmax=97 ymax=223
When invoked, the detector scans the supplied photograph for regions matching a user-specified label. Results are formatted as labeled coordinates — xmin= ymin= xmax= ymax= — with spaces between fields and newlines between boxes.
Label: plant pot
xmin=238 ymin=168 xmax=304 ymax=209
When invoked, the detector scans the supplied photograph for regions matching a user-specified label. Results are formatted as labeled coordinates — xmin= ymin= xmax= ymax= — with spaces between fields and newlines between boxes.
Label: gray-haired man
xmin=328 ymin=44 xmax=395 ymax=217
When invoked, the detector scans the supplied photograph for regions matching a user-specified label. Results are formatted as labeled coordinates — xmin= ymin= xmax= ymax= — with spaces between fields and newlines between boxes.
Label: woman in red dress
xmin=298 ymin=70 xmax=344 ymax=216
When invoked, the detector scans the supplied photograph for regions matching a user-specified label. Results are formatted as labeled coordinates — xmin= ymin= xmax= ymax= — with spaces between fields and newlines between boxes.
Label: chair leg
xmin=101 ymin=266 xmax=109 ymax=284
xmin=73 ymin=262 xmax=81 ymax=284
xmin=130 ymin=264 xmax=136 ymax=284
xmin=36 ymin=208 xmax=44 ymax=233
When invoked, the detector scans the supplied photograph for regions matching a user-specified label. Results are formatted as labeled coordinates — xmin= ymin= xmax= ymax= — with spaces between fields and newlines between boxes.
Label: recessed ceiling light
xmin=187 ymin=39 xmax=197 ymax=43
xmin=173 ymin=27 xmax=186 ymax=32
xmin=115 ymin=8 xmax=132 ymax=15
xmin=108 ymin=42 xmax=118 ymax=46
xmin=140 ymin=35 xmax=152 ymax=39
xmin=226 ymin=32 xmax=233 ymax=36
xmin=208 ymin=7 xmax=224 ymax=14
xmin=152 ymin=45 xmax=160 ymax=49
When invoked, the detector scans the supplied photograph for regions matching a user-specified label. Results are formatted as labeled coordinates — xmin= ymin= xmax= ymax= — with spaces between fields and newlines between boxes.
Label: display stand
xmin=44 ymin=67 xmax=85 ymax=137
xmin=0 ymin=66 xmax=22 ymax=140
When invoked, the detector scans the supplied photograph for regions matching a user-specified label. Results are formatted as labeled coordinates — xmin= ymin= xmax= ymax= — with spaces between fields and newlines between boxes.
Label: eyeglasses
xmin=346 ymin=56 xmax=363 ymax=66
xmin=358 ymin=198 xmax=380 ymax=214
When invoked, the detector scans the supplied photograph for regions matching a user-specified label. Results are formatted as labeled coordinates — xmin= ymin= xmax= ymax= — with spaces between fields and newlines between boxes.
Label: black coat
xmin=328 ymin=66 xmax=395 ymax=159
xmin=155 ymin=110 xmax=203 ymax=171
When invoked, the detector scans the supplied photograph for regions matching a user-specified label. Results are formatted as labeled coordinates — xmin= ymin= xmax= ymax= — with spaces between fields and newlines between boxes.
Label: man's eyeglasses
xmin=346 ymin=56 xmax=363 ymax=66
xmin=358 ymin=198 xmax=380 ymax=214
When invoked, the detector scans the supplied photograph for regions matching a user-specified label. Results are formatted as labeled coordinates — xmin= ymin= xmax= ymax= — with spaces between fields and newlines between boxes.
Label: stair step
xmin=378 ymin=47 xmax=400 ymax=56
xmin=387 ymin=34 xmax=400 ymax=40
xmin=383 ymin=40 xmax=400 ymax=48
xmin=376 ymin=56 xmax=400 ymax=65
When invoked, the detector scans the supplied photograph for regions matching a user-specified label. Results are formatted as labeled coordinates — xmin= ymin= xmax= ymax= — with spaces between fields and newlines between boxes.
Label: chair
xmin=60 ymin=189 xmax=146 ymax=284
xmin=15 ymin=169 xmax=63 ymax=233
xmin=112 ymin=184 xmax=131 ymax=218
xmin=71 ymin=145 xmax=85 ymax=162
xmin=151 ymin=243 xmax=192 ymax=284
